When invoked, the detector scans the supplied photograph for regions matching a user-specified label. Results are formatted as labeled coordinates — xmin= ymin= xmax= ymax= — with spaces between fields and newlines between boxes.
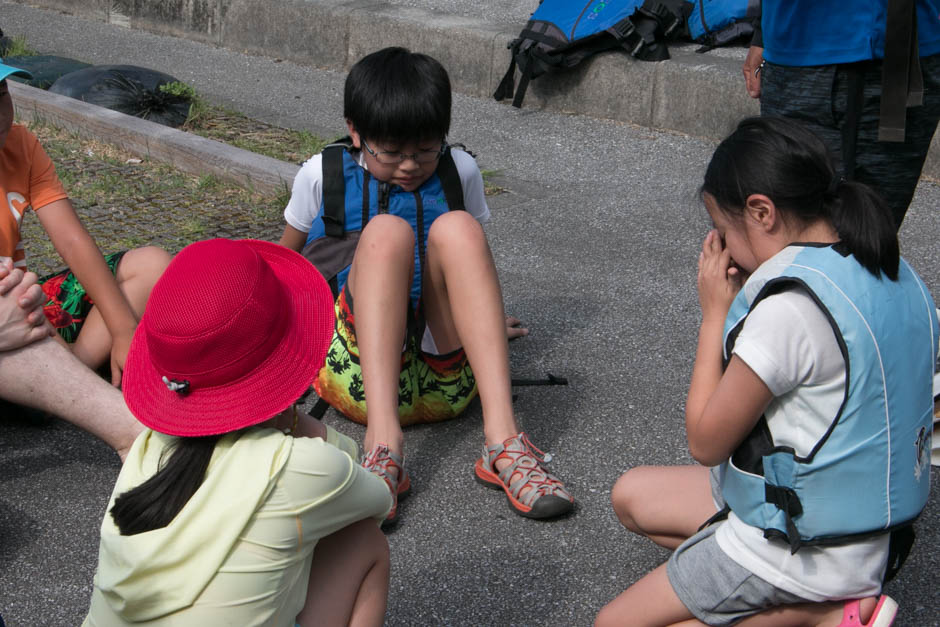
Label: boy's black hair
xmin=702 ymin=116 xmax=899 ymax=280
xmin=344 ymin=47 xmax=451 ymax=144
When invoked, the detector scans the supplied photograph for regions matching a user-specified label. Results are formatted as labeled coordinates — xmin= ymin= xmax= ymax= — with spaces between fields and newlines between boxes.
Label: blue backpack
xmin=687 ymin=0 xmax=761 ymax=50
xmin=494 ymin=0 xmax=692 ymax=108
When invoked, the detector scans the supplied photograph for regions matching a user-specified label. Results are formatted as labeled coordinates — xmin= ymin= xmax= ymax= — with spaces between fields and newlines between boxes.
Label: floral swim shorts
xmin=313 ymin=284 xmax=478 ymax=426
xmin=38 ymin=251 xmax=126 ymax=343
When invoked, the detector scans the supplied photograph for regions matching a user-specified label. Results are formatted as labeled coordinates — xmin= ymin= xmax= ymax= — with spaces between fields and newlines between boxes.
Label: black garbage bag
xmin=49 ymin=65 xmax=192 ymax=128
xmin=3 ymin=55 xmax=92 ymax=90
xmin=0 ymin=30 xmax=12 ymax=57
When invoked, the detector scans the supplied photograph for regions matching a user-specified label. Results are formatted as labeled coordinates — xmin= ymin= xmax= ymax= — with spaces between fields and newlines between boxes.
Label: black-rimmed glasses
xmin=361 ymin=138 xmax=446 ymax=165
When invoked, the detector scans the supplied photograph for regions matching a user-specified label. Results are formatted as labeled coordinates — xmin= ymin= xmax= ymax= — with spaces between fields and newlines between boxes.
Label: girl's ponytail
xmin=826 ymin=179 xmax=899 ymax=280
xmin=110 ymin=434 xmax=222 ymax=535
xmin=703 ymin=117 xmax=901 ymax=281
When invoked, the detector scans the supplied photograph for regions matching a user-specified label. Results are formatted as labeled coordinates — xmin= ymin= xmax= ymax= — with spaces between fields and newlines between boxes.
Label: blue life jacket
xmin=301 ymin=139 xmax=465 ymax=307
xmin=687 ymin=0 xmax=760 ymax=50
xmin=718 ymin=244 xmax=937 ymax=553
xmin=493 ymin=0 xmax=691 ymax=108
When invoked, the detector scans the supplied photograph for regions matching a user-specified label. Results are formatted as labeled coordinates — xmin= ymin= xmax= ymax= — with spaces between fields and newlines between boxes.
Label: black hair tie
xmin=823 ymin=175 xmax=845 ymax=203
xmin=826 ymin=176 xmax=845 ymax=196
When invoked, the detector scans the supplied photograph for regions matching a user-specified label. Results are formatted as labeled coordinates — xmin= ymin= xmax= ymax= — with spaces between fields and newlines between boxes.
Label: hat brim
xmin=0 ymin=62 xmax=33 ymax=82
xmin=123 ymin=240 xmax=335 ymax=437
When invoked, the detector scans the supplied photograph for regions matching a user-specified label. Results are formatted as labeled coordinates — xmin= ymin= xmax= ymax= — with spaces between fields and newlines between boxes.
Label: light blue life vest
xmin=718 ymin=244 xmax=937 ymax=552
xmin=301 ymin=140 xmax=465 ymax=307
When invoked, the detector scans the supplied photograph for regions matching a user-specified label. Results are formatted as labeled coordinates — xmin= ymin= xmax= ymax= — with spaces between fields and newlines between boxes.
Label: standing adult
xmin=742 ymin=0 xmax=940 ymax=229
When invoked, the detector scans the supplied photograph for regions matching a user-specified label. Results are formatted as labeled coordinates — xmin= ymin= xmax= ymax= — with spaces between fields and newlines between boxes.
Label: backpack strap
xmin=435 ymin=146 xmax=466 ymax=212
xmin=841 ymin=62 xmax=867 ymax=180
xmin=493 ymin=45 xmax=519 ymax=102
xmin=321 ymin=137 xmax=354 ymax=238
xmin=609 ymin=0 xmax=687 ymax=63
xmin=884 ymin=524 xmax=916 ymax=582
xmin=638 ymin=0 xmax=684 ymax=39
xmin=495 ymin=25 xmax=567 ymax=108
xmin=308 ymin=397 xmax=330 ymax=420
xmin=879 ymin=0 xmax=923 ymax=142
xmin=608 ymin=17 xmax=646 ymax=57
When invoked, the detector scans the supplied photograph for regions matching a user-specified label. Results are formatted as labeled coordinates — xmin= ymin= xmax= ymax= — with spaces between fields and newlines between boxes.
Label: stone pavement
xmin=1 ymin=3 xmax=940 ymax=626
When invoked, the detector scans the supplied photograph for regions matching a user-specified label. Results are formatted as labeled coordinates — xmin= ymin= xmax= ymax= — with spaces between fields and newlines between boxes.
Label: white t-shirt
xmin=283 ymin=147 xmax=491 ymax=354
xmin=715 ymin=287 xmax=890 ymax=602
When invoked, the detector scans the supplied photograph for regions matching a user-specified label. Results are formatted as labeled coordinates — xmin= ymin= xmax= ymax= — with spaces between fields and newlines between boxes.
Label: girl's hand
xmin=697 ymin=230 xmax=744 ymax=322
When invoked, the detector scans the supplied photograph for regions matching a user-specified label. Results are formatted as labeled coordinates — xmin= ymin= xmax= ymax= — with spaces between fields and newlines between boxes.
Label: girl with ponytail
xmin=597 ymin=117 xmax=938 ymax=627
xmin=84 ymin=239 xmax=393 ymax=627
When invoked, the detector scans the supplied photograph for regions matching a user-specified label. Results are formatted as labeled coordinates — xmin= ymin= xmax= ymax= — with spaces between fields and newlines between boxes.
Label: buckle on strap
xmin=638 ymin=2 xmax=680 ymax=37
xmin=608 ymin=20 xmax=644 ymax=56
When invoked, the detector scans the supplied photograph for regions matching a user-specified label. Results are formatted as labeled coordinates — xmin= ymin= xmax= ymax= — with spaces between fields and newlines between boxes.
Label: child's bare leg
xmin=595 ymin=563 xmax=694 ymax=627
xmin=612 ymin=465 xmax=717 ymax=550
xmin=345 ymin=215 xmax=414 ymax=456
xmin=72 ymin=246 xmax=170 ymax=368
xmin=297 ymin=519 xmax=390 ymax=627
xmin=0 ymin=336 xmax=142 ymax=459
xmin=422 ymin=211 xmax=517 ymax=445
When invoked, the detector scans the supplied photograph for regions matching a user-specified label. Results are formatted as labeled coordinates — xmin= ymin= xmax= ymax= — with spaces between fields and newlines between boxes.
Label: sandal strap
xmin=484 ymin=433 xmax=571 ymax=506
xmin=363 ymin=443 xmax=405 ymax=493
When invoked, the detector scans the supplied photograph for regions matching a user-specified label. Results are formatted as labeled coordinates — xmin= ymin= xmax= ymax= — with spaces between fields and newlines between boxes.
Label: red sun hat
xmin=122 ymin=239 xmax=335 ymax=437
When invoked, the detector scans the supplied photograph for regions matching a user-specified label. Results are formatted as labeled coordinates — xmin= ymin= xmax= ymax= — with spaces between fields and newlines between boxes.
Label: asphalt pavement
xmin=1 ymin=2 xmax=939 ymax=626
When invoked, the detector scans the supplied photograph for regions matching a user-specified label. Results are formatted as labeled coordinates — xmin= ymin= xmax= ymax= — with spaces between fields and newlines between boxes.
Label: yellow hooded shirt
xmin=83 ymin=427 xmax=390 ymax=626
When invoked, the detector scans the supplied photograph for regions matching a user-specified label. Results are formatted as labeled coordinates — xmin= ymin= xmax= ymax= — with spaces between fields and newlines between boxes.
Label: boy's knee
xmin=360 ymin=214 xmax=414 ymax=253
xmin=118 ymin=246 xmax=171 ymax=281
xmin=427 ymin=211 xmax=485 ymax=250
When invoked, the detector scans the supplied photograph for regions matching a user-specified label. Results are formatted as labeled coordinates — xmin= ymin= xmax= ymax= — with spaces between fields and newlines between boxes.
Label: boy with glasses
xmin=279 ymin=46 xmax=574 ymax=524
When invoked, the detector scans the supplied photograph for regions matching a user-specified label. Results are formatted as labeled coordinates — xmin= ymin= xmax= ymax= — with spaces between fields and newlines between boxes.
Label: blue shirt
xmin=762 ymin=0 xmax=940 ymax=66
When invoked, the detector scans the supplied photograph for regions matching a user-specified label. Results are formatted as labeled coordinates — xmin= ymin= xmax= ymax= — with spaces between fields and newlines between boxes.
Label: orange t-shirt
xmin=0 ymin=124 xmax=68 ymax=268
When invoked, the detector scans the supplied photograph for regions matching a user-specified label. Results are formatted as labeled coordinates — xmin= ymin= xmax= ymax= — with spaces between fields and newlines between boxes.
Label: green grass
xmin=2 ymin=34 xmax=38 ymax=57
xmin=480 ymin=169 xmax=506 ymax=196
xmin=178 ymin=98 xmax=330 ymax=164
xmin=19 ymin=118 xmax=286 ymax=276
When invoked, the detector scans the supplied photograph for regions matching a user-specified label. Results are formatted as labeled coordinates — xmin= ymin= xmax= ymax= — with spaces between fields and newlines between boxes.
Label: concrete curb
xmin=9 ymin=0 xmax=940 ymax=179
xmin=10 ymin=81 xmax=299 ymax=195
xmin=3 ymin=0 xmax=761 ymax=140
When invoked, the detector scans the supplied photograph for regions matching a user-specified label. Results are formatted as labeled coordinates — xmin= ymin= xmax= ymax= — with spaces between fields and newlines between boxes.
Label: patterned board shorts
xmin=38 ymin=251 xmax=126 ymax=343
xmin=313 ymin=285 xmax=478 ymax=426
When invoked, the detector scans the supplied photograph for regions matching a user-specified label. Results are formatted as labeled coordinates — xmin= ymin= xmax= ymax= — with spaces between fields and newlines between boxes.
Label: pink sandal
xmin=838 ymin=596 xmax=898 ymax=627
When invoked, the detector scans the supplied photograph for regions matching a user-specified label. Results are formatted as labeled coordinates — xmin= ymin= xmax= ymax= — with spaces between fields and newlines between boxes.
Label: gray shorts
xmin=666 ymin=523 xmax=809 ymax=626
